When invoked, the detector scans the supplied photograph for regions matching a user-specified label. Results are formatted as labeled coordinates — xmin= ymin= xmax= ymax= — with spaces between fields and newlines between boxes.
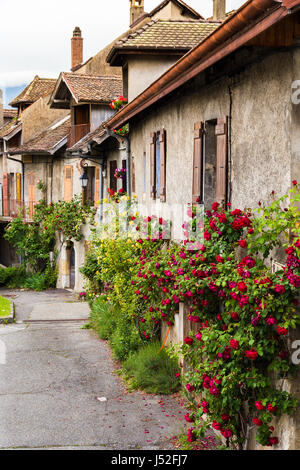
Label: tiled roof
xmin=0 ymin=120 xmax=22 ymax=139
xmin=67 ymin=125 xmax=107 ymax=153
xmin=9 ymin=116 xmax=70 ymax=155
xmin=9 ymin=76 xmax=56 ymax=108
xmin=3 ymin=109 xmax=18 ymax=119
xmin=107 ymin=19 xmax=220 ymax=61
xmin=61 ymin=73 xmax=123 ymax=104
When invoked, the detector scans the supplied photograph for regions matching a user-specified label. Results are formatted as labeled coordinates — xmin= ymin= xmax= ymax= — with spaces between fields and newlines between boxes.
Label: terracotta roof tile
xmin=108 ymin=19 xmax=220 ymax=57
xmin=9 ymin=116 xmax=70 ymax=155
xmin=61 ymin=73 xmax=123 ymax=104
xmin=0 ymin=120 xmax=22 ymax=139
xmin=3 ymin=109 xmax=18 ymax=119
xmin=9 ymin=76 xmax=56 ymax=108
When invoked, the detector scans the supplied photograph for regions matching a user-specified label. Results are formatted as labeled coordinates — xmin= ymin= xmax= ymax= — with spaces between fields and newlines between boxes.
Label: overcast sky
xmin=0 ymin=0 xmax=244 ymax=90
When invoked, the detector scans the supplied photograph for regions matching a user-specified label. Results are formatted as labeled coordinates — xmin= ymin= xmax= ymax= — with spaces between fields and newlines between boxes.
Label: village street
xmin=0 ymin=289 xmax=188 ymax=450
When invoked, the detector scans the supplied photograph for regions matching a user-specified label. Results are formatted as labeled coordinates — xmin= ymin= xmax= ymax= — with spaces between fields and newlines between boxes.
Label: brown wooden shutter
xmin=64 ymin=166 xmax=73 ymax=202
xmin=122 ymin=159 xmax=127 ymax=193
xmin=28 ymin=172 xmax=36 ymax=218
xmin=192 ymin=122 xmax=204 ymax=204
xmin=150 ymin=133 xmax=156 ymax=199
xmin=110 ymin=160 xmax=117 ymax=192
xmin=131 ymin=156 xmax=136 ymax=194
xmin=215 ymin=116 xmax=228 ymax=207
xmin=159 ymin=129 xmax=166 ymax=202
xmin=94 ymin=167 xmax=100 ymax=205
xmin=2 ymin=173 xmax=9 ymax=217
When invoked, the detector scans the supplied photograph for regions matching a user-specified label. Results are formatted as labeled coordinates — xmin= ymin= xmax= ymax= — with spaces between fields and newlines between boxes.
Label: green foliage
xmin=0 ymin=296 xmax=11 ymax=317
xmin=122 ymin=341 xmax=181 ymax=394
xmin=0 ymin=266 xmax=26 ymax=288
xmin=79 ymin=251 xmax=102 ymax=293
xmin=89 ymin=296 xmax=142 ymax=360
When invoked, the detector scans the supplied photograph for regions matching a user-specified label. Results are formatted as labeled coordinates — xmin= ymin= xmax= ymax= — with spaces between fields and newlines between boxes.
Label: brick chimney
xmin=130 ymin=0 xmax=145 ymax=27
xmin=0 ymin=90 xmax=3 ymax=128
xmin=71 ymin=27 xmax=83 ymax=70
xmin=213 ymin=0 xmax=226 ymax=20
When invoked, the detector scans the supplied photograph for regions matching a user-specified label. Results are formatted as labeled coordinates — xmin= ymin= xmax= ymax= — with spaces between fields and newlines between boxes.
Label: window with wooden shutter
xmin=64 ymin=166 xmax=73 ymax=202
xmin=159 ymin=129 xmax=166 ymax=202
xmin=94 ymin=167 xmax=100 ymax=205
xmin=110 ymin=160 xmax=117 ymax=192
xmin=150 ymin=133 xmax=156 ymax=199
xmin=215 ymin=116 xmax=228 ymax=207
xmin=192 ymin=122 xmax=204 ymax=204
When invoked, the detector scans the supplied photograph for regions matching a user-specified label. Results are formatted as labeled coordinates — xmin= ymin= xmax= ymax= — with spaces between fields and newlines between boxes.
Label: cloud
xmin=0 ymin=70 xmax=57 ymax=88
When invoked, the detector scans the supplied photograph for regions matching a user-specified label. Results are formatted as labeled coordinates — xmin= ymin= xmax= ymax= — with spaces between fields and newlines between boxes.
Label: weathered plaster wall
xmin=130 ymin=51 xmax=294 ymax=214
xmin=21 ymin=94 xmax=69 ymax=144
xmin=127 ymin=55 xmax=181 ymax=102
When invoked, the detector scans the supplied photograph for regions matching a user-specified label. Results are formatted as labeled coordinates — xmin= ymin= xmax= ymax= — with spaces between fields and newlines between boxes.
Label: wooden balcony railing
xmin=68 ymin=123 xmax=90 ymax=148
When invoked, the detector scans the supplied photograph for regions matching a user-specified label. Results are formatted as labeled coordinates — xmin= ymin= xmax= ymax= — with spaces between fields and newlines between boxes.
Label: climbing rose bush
xmin=85 ymin=183 xmax=300 ymax=449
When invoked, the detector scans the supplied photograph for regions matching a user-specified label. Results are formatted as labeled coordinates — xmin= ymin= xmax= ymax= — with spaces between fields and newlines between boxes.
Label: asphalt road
xmin=0 ymin=289 xmax=188 ymax=450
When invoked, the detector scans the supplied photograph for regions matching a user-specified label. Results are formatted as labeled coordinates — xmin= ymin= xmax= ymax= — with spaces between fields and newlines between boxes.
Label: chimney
xmin=130 ymin=0 xmax=145 ymax=27
xmin=0 ymin=90 xmax=3 ymax=128
xmin=213 ymin=0 xmax=226 ymax=20
xmin=71 ymin=27 xmax=83 ymax=70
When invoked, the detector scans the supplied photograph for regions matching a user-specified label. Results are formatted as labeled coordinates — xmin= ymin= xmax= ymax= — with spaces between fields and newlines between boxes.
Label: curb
xmin=0 ymin=300 xmax=15 ymax=324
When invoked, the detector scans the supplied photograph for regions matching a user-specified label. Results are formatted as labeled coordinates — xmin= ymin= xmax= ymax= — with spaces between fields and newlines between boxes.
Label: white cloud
xmin=0 ymin=0 xmax=245 ymax=88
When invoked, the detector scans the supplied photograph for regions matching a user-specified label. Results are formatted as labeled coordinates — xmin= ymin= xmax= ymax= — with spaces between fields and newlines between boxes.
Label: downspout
xmin=228 ymin=84 xmax=233 ymax=206
xmin=106 ymin=130 xmax=131 ymax=197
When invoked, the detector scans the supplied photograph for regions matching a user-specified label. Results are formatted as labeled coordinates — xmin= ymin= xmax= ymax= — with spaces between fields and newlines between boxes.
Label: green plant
xmin=122 ymin=341 xmax=181 ymax=394
xmin=90 ymin=297 xmax=117 ymax=340
xmin=0 ymin=296 xmax=11 ymax=317
xmin=0 ymin=266 xmax=26 ymax=288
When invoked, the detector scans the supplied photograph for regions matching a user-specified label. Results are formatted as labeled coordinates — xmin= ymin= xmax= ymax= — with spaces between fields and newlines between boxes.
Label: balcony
xmin=1 ymin=199 xmax=37 ymax=221
xmin=68 ymin=123 xmax=90 ymax=148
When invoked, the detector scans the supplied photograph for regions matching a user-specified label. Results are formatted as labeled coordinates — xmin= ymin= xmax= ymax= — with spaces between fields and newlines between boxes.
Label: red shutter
xmin=215 ymin=117 xmax=228 ymax=207
xmin=150 ymin=133 xmax=156 ymax=199
xmin=159 ymin=129 xmax=166 ymax=202
xmin=192 ymin=122 xmax=204 ymax=204
xmin=3 ymin=173 xmax=10 ymax=217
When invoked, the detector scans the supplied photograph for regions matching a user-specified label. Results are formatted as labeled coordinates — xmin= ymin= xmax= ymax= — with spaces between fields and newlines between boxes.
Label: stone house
xmin=102 ymin=0 xmax=300 ymax=449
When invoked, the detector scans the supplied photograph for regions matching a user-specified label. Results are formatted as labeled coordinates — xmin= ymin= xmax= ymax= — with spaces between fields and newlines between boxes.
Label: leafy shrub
xmin=90 ymin=296 xmax=117 ymax=340
xmin=123 ymin=341 xmax=181 ymax=394
xmin=79 ymin=251 xmax=102 ymax=292
xmin=0 ymin=266 xmax=26 ymax=287
xmin=110 ymin=317 xmax=142 ymax=361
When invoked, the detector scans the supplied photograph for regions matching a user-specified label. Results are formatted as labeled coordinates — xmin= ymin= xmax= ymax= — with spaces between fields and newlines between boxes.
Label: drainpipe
xmin=106 ymin=130 xmax=131 ymax=197
xmin=228 ymin=84 xmax=233 ymax=205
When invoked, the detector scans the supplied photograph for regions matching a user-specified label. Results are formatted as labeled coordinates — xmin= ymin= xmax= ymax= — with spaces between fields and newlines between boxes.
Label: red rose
xmin=238 ymin=239 xmax=247 ymax=248
xmin=237 ymin=281 xmax=247 ymax=293
xmin=268 ymin=437 xmax=279 ymax=446
xmin=245 ymin=349 xmax=258 ymax=360
xmin=230 ymin=339 xmax=240 ymax=350
xmin=184 ymin=336 xmax=193 ymax=345
xmin=221 ymin=429 xmax=233 ymax=438
xmin=266 ymin=404 xmax=277 ymax=413
xmin=277 ymin=326 xmax=288 ymax=336
xmin=221 ymin=414 xmax=230 ymax=422
xmin=212 ymin=421 xmax=222 ymax=431
xmin=274 ymin=284 xmax=285 ymax=294
xmin=184 ymin=413 xmax=194 ymax=423
xmin=255 ymin=401 xmax=265 ymax=410
xmin=252 ymin=417 xmax=262 ymax=426
xmin=212 ymin=202 xmax=219 ymax=211
xmin=292 ymin=180 xmax=298 ymax=186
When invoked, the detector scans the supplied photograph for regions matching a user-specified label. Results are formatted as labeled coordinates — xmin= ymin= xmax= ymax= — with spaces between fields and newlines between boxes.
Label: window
xmin=150 ymin=129 xmax=166 ymax=202
xmin=192 ymin=117 xmax=228 ymax=208
xmin=110 ymin=160 xmax=117 ymax=192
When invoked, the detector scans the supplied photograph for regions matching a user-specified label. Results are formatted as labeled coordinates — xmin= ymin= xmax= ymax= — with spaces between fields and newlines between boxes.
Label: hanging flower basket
xmin=114 ymin=168 xmax=127 ymax=180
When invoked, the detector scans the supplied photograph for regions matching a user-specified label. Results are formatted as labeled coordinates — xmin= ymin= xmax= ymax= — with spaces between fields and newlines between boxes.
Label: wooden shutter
xmin=94 ymin=167 xmax=100 ymax=205
xmin=131 ymin=157 xmax=136 ymax=194
xmin=159 ymin=129 xmax=166 ymax=202
xmin=122 ymin=159 xmax=127 ymax=193
xmin=110 ymin=160 xmax=117 ymax=192
xmin=28 ymin=172 xmax=36 ymax=218
xmin=215 ymin=116 xmax=228 ymax=206
xmin=16 ymin=173 xmax=22 ymax=202
xmin=192 ymin=122 xmax=204 ymax=204
xmin=150 ymin=133 xmax=156 ymax=199
xmin=2 ymin=173 xmax=9 ymax=217
xmin=64 ymin=166 xmax=73 ymax=202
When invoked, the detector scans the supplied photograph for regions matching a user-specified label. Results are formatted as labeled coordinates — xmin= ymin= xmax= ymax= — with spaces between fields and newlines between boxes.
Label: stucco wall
xmin=127 ymin=55 xmax=181 ymax=102
xmin=129 ymin=51 xmax=294 ymax=214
